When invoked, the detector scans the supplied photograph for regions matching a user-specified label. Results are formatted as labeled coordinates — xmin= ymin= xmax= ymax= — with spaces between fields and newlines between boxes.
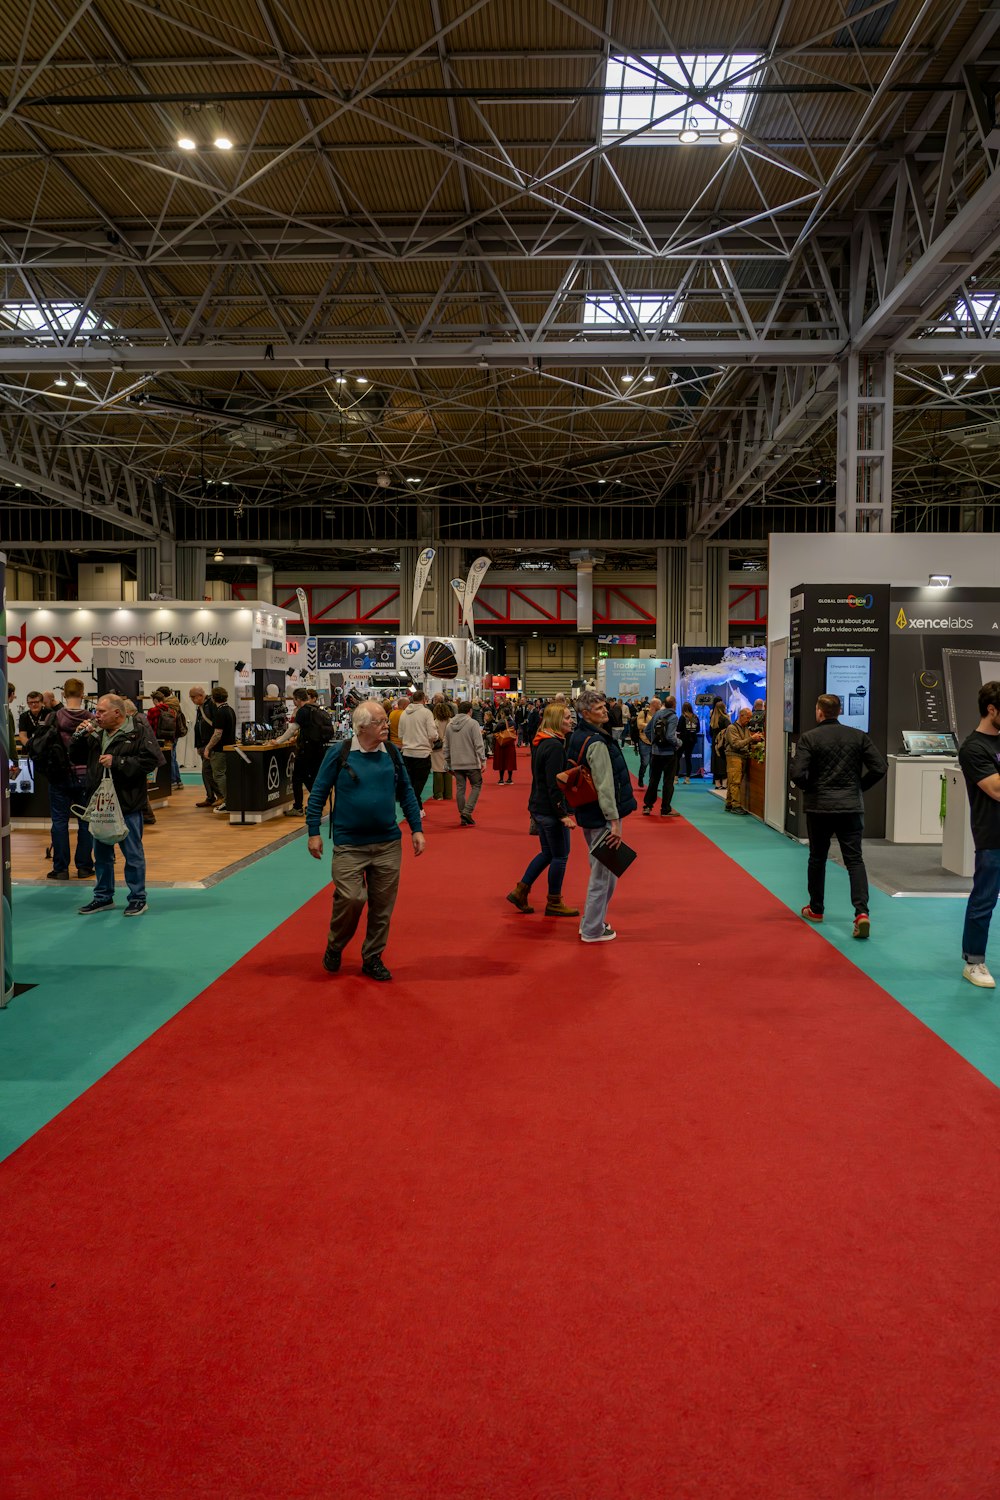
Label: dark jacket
xmin=789 ymin=718 xmax=887 ymax=814
xmin=71 ymin=719 xmax=164 ymax=814
xmin=646 ymin=706 xmax=678 ymax=756
xmin=528 ymin=732 xmax=570 ymax=820
xmin=566 ymin=720 xmax=637 ymax=830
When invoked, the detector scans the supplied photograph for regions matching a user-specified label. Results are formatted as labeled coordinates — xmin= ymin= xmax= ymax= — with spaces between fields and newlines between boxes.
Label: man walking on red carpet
xmin=306 ymin=699 xmax=425 ymax=982
xmin=790 ymin=692 xmax=887 ymax=940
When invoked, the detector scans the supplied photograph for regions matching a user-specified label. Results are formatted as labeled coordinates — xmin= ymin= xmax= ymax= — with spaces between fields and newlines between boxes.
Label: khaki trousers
xmin=725 ymin=754 xmax=746 ymax=810
xmin=328 ymin=839 xmax=402 ymax=962
xmin=209 ymin=749 xmax=227 ymax=802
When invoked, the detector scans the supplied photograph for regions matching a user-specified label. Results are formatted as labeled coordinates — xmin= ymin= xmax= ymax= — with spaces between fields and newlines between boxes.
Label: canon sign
xmin=7 ymin=621 xmax=82 ymax=664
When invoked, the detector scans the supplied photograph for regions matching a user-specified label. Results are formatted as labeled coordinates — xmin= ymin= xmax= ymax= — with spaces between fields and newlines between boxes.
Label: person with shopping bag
xmin=70 ymin=694 xmax=164 ymax=917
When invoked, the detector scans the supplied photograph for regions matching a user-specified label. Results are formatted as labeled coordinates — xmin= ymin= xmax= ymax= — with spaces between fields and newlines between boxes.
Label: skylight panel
xmin=583 ymin=294 xmax=682 ymax=329
xmin=0 ymin=301 xmax=106 ymax=339
xmin=930 ymin=291 xmax=1000 ymax=334
xmin=602 ymin=53 xmax=763 ymax=144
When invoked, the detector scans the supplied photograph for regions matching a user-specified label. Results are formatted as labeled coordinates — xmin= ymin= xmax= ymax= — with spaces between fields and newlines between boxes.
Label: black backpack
xmin=300 ymin=705 xmax=336 ymax=745
xmin=28 ymin=712 xmax=72 ymax=783
xmin=324 ymin=738 xmax=407 ymax=834
xmin=652 ymin=714 xmax=672 ymax=750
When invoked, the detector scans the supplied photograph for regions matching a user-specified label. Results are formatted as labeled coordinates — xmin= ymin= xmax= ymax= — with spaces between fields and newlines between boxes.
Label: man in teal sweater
xmin=306 ymin=699 xmax=425 ymax=981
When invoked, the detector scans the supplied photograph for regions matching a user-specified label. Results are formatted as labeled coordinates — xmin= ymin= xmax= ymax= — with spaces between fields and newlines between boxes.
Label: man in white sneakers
xmin=958 ymin=680 xmax=1000 ymax=988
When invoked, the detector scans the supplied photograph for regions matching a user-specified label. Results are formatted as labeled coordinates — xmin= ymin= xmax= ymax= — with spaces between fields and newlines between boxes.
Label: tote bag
xmin=74 ymin=769 xmax=128 ymax=845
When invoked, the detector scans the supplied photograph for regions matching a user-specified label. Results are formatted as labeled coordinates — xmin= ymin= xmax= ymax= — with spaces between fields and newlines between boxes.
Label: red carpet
xmin=3 ymin=758 xmax=1000 ymax=1498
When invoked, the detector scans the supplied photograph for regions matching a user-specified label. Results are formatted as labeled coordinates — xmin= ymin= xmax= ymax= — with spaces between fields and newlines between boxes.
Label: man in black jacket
xmin=71 ymin=694 xmax=164 ymax=917
xmin=790 ymin=692 xmax=887 ymax=939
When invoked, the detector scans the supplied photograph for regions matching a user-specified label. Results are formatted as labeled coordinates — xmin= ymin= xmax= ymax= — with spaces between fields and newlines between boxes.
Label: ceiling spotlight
xmin=73 ymin=374 xmax=87 ymax=387
xmin=679 ymin=128 xmax=699 ymax=144
xmin=929 ymin=573 xmax=952 ymax=587
xmin=963 ymin=367 xmax=980 ymax=380
xmin=407 ymin=476 xmax=420 ymax=484
xmin=478 ymin=356 xmax=489 ymax=370
xmin=621 ymin=372 xmax=634 ymax=384
xmin=221 ymin=479 xmax=231 ymax=486
xmin=597 ymin=479 xmax=607 ymax=486
xmin=942 ymin=370 xmax=956 ymax=382
xmin=213 ymin=548 xmax=225 ymax=562
xmin=213 ymin=135 xmax=233 ymax=151
xmin=356 ymin=376 xmax=368 ymax=385
xmin=642 ymin=370 xmax=654 ymax=383
xmin=335 ymin=374 xmax=347 ymax=385
xmin=719 ymin=128 xmax=739 ymax=145
xmin=177 ymin=135 xmax=197 ymax=151
xmin=53 ymin=373 xmax=68 ymax=388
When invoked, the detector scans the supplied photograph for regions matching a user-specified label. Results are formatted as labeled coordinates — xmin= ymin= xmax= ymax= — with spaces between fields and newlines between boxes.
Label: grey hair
xmin=353 ymin=698 xmax=386 ymax=731
xmin=575 ymin=689 xmax=607 ymax=717
xmin=98 ymin=694 xmax=129 ymax=717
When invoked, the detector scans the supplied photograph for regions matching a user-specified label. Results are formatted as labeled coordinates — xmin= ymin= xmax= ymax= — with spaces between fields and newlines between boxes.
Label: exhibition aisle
xmin=2 ymin=765 xmax=1000 ymax=1498
xmin=670 ymin=776 xmax=1000 ymax=1090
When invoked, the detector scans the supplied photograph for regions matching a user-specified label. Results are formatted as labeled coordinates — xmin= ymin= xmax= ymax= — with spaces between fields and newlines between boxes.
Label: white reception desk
xmin=885 ymin=754 xmax=958 ymax=844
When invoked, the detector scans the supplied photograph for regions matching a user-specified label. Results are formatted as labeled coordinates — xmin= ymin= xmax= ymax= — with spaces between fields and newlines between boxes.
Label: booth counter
xmin=885 ymin=755 xmax=956 ymax=844
xmin=747 ymin=756 xmax=766 ymax=821
xmin=10 ymin=756 xmax=173 ymax=828
xmin=223 ymin=744 xmax=294 ymax=823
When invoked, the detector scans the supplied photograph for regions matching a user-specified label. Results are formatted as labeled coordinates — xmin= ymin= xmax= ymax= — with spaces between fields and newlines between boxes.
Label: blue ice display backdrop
xmin=675 ymin=646 xmax=768 ymax=771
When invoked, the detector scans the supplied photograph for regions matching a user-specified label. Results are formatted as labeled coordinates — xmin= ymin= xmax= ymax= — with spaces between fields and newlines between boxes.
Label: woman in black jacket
xmin=677 ymin=701 xmax=700 ymax=783
xmin=506 ymin=703 xmax=578 ymax=918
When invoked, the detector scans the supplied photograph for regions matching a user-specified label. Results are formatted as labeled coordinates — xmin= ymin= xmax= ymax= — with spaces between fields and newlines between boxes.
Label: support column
xmin=655 ymin=546 xmax=669 ymax=658
xmin=683 ymin=540 xmax=727 ymax=647
xmin=256 ymin=562 xmax=274 ymax=603
xmin=576 ymin=561 xmax=594 ymax=634
xmin=836 ymin=352 xmax=894 ymax=532
xmin=399 ymin=545 xmax=417 ymax=635
xmin=177 ymin=547 xmax=207 ymax=602
xmin=518 ymin=639 xmax=526 ymax=689
xmin=158 ymin=536 xmax=177 ymax=598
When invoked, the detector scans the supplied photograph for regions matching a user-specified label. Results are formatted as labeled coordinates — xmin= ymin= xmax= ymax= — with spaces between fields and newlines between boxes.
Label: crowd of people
xmin=12 ymin=670 xmax=1000 ymax=997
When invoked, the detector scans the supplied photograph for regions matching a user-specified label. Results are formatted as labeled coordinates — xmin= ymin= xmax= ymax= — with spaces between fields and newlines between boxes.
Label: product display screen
xmin=825 ymin=655 xmax=871 ymax=733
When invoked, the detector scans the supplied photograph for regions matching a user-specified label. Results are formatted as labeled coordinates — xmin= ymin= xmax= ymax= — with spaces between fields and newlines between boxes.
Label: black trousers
xmin=292 ymin=744 xmax=324 ymax=811
xmin=679 ymin=744 xmax=696 ymax=778
xmin=644 ymin=753 xmax=676 ymax=812
xmin=806 ymin=811 xmax=869 ymax=915
xmin=200 ymin=749 xmax=221 ymax=801
xmin=402 ymin=754 xmax=432 ymax=807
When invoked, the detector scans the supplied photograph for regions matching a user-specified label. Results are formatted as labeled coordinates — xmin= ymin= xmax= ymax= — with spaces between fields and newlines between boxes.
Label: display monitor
xmin=941 ymin=649 xmax=1000 ymax=738
xmin=824 ymin=655 xmax=871 ymax=733
xmin=900 ymin=729 xmax=959 ymax=756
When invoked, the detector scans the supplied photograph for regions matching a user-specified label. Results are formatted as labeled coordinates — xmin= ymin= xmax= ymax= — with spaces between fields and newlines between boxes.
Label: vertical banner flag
xmin=0 ymin=552 xmax=12 ymax=1007
xmin=295 ymin=586 xmax=310 ymax=635
xmin=411 ymin=546 xmax=436 ymax=631
xmin=462 ymin=555 xmax=492 ymax=639
xmin=450 ymin=577 xmax=466 ymax=629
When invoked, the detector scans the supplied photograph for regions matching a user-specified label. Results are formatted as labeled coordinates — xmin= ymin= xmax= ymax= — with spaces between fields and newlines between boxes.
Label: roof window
xmin=602 ymin=53 xmax=762 ymax=144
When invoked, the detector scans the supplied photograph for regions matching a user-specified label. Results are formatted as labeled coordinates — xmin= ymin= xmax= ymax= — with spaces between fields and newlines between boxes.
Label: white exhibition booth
xmin=7 ymin=601 xmax=298 ymax=769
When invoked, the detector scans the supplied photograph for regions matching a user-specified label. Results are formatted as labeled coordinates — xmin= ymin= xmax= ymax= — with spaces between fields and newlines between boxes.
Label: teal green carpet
xmin=647 ymin=764 xmax=1000 ymax=1090
xmin=1 ymin=832 xmax=320 ymax=1160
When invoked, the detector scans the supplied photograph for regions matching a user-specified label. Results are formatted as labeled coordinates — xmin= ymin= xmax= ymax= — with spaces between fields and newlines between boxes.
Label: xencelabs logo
xmin=896 ymin=607 xmax=907 ymax=629
xmin=895 ymin=605 xmax=973 ymax=629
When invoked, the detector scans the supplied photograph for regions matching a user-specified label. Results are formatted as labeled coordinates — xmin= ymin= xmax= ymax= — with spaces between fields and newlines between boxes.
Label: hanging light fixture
xmin=679 ymin=128 xmax=699 ymax=144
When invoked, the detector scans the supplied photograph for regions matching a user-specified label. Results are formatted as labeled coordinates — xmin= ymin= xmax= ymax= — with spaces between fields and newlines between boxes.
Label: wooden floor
xmin=11 ymin=786 xmax=306 ymax=888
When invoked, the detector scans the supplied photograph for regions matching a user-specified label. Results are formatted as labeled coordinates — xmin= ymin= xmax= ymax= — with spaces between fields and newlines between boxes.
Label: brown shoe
xmin=544 ymin=896 xmax=579 ymax=917
xmin=506 ymin=881 xmax=534 ymax=914
xmin=195 ymin=798 xmax=217 ymax=808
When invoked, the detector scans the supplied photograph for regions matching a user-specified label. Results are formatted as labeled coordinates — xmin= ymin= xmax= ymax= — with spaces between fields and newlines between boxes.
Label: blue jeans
xmin=580 ymin=822 xmax=618 ymax=939
xmin=637 ymin=742 xmax=651 ymax=783
xmin=170 ymin=747 xmax=182 ymax=785
xmin=94 ymin=809 xmax=146 ymax=905
xmin=522 ymin=814 xmax=571 ymax=896
xmin=49 ymin=779 xmax=94 ymax=874
xmin=962 ymin=847 xmax=1000 ymax=964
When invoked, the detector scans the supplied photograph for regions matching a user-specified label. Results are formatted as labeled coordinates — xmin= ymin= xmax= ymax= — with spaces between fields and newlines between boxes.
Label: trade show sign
xmin=888 ymin=587 xmax=1000 ymax=745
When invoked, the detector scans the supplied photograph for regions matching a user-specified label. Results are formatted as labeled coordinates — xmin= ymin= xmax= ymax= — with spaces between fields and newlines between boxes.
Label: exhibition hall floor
xmin=2 ymin=758 xmax=1000 ymax=1497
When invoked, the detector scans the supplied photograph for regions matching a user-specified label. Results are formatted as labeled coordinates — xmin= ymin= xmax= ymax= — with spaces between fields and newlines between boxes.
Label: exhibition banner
xmin=450 ymin=577 xmax=466 ymax=628
xmin=410 ymin=547 xmax=436 ymax=631
xmin=295 ymin=587 xmax=310 ymax=635
xmin=888 ymin=587 xmax=1000 ymax=745
xmin=462 ymin=556 xmax=492 ymax=638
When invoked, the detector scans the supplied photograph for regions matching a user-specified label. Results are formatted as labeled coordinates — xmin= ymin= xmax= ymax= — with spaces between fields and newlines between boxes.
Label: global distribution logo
xmin=847 ymin=593 xmax=874 ymax=609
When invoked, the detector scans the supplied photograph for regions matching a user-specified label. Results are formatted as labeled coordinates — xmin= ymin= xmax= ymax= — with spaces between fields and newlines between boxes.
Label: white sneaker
xmin=963 ymin=962 xmax=996 ymax=989
xmin=581 ymin=926 xmax=617 ymax=943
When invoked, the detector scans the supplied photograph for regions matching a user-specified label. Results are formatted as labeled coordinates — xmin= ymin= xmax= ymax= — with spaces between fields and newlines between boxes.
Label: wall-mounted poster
xmin=316 ymin=637 xmax=397 ymax=670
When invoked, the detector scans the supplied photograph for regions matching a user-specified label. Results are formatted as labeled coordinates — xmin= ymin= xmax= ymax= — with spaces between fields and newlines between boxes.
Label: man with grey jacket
xmin=444 ymin=701 xmax=486 ymax=826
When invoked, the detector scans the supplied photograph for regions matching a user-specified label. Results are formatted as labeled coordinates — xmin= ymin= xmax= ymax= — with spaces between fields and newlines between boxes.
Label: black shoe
xmin=47 ymin=869 xmax=69 ymax=881
xmin=75 ymin=867 xmax=96 ymax=878
xmin=322 ymin=945 xmax=341 ymax=973
xmin=642 ymin=806 xmax=652 ymax=816
xmin=143 ymin=812 xmax=157 ymax=825
xmin=460 ymin=815 xmax=475 ymax=826
xmin=283 ymin=807 xmax=305 ymax=818
xmin=79 ymin=898 xmax=114 ymax=914
xmin=361 ymin=955 xmax=392 ymax=982
xmin=124 ymin=899 xmax=148 ymax=918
